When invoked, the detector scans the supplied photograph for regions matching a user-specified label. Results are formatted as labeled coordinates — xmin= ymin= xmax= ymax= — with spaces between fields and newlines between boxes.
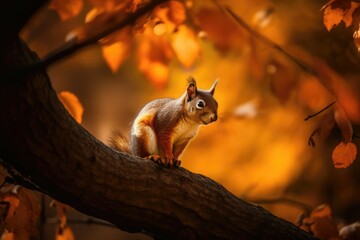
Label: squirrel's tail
xmin=109 ymin=130 xmax=131 ymax=154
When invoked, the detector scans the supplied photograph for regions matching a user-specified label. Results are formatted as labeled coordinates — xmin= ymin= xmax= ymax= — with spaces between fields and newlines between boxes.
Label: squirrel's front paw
xmin=146 ymin=155 xmax=180 ymax=168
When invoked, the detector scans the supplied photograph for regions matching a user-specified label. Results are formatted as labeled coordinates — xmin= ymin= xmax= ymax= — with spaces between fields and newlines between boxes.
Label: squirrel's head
xmin=184 ymin=76 xmax=218 ymax=125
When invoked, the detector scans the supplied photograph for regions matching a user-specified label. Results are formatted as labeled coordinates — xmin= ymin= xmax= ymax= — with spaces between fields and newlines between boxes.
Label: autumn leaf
xmin=58 ymin=91 xmax=84 ymax=124
xmin=352 ymin=7 xmax=360 ymax=52
xmin=322 ymin=0 xmax=351 ymax=31
xmin=68 ymin=5 xmax=128 ymax=42
xmin=100 ymin=27 xmax=132 ymax=72
xmin=55 ymin=226 xmax=75 ymax=240
xmin=102 ymin=42 xmax=130 ymax=72
xmin=322 ymin=0 xmax=360 ymax=52
xmin=195 ymin=8 xmax=246 ymax=51
xmin=137 ymin=34 xmax=173 ymax=88
xmin=49 ymin=0 xmax=84 ymax=21
xmin=171 ymin=25 xmax=200 ymax=68
xmin=2 ymin=188 xmax=40 ymax=240
xmin=332 ymin=141 xmax=357 ymax=168
xmin=303 ymin=204 xmax=340 ymax=239
xmin=166 ymin=1 xmax=186 ymax=25
xmin=152 ymin=1 xmax=186 ymax=33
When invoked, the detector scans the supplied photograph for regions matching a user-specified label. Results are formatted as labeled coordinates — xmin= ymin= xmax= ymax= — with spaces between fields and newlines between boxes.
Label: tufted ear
xmin=208 ymin=79 xmax=218 ymax=96
xmin=186 ymin=76 xmax=197 ymax=101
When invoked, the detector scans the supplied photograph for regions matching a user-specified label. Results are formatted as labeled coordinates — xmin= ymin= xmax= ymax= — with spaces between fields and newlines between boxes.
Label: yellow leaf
xmin=102 ymin=41 xmax=130 ymax=72
xmin=171 ymin=25 xmax=200 ymax=68
xmin=49 ymin=0 xmax=83 ymax=21
xmin=332 ymin=141 xmax=357 ymax=168
xmin=58 ymin=91 xmax=84 ymax=124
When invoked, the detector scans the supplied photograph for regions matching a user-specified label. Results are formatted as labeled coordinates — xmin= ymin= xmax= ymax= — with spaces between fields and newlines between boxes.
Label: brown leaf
xmin=58 ymin=91 xmax=84 ymax=124
xmin=332 ymin=141 xmax=357 ymax=168
xmin=194 ymin=8 xmax=246 ymax=51
xmin=49 ymin=0 xmax=84 ymax=21
xmin=334 ymin=103 xmax=353 ymax=142
xmin=171 ymin=25 xmax=200 ymax=68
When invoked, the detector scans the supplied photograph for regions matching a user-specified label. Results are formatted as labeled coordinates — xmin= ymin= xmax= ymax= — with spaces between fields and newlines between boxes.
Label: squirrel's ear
xmin=208 ymin=79 xmax=218 ymax=96
xmin=186 ymin=76 xmax=197 ymax=101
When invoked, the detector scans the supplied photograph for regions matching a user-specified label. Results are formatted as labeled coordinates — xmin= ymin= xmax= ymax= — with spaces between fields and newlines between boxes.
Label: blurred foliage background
xmin=19 ymin=0 xmax=360 ymax=239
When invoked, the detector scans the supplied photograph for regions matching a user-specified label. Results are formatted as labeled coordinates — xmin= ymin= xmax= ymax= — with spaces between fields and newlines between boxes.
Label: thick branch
xmin=0 ymin=1 xmax=315 ymax=239
xmin=0 ymin=40 xmax=314 ymax=240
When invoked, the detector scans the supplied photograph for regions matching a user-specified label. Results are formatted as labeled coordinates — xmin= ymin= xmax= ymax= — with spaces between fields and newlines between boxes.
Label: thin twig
xmin=211 ymin=0 xmax=318 ymax=77
xmin=6 ymin=0 xmax=167 ymax=77
xmin=304 ymin=101 xmax=336 ymax=121
xmin=41 ymin=0 xmax=167 ymax=68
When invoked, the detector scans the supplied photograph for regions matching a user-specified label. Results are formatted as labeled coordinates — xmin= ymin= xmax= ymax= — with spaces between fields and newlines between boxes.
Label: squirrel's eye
xmin=196 ymin=99 xmax=205 ymax=109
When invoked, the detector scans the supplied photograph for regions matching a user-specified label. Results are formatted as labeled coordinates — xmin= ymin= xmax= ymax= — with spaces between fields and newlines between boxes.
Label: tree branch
xmin=0 ymin=1 xmax=315 ymax=239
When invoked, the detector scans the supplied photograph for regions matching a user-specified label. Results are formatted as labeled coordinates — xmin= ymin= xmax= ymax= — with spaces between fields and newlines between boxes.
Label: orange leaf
xmin=332 ymin=141 xmax=357 ymax=168
xmin=68 ymin=5 xmax=128 ymax=42
xmin=58 ymin=91 xmax=84 ymax=124
xmin=195 ymin=8 xmax=246 ymax=51
xmin=152 ymin=0 xmax=186 ymax=33
xmin=303 ymin=204 xmax=340 ymax=239
xmin=171 ymin=25 xmax=200 ymax=68
xmin=352 ymin=7 xmax=360 ymax=52
xmin=49 ymin=0 xmax=83 ymax=21
xmin=55 ymin=226 xmax=75 ymax=240
xmin=310 ymin=204 xmax=332 ymax=219
xmin=102 ymin=41 xmax=130 ymax=72
xmin=334 ymin=103 xmax=353 ymax=142
xmin=167 ymin=1 xmax=186 ymax=25
xmin=322 ymin=0 xmax=351 ymax=31
xmin=3 ymin=188 xmax=40 ymax=240
xmin=137 ymin=35 xmax=172 ymax=88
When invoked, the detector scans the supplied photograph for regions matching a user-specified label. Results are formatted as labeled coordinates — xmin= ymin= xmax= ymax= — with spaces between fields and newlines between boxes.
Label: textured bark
xmin=0 ymin=1 xmax=316 ymax=240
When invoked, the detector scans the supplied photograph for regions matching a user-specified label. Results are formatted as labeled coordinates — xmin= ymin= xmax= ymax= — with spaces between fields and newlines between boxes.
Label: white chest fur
xmin=172 ymin=120 xmax=199 ymax=144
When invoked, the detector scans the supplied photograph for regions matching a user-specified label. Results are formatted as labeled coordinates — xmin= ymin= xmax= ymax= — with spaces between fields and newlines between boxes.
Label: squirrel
xmin=110 ymin=76 xmax=218 ymax=167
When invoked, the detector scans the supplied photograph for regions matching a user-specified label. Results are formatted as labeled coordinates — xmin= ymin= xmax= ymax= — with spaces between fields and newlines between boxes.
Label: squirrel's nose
xmin=211 ymin=113 xmax=218 ymax=122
